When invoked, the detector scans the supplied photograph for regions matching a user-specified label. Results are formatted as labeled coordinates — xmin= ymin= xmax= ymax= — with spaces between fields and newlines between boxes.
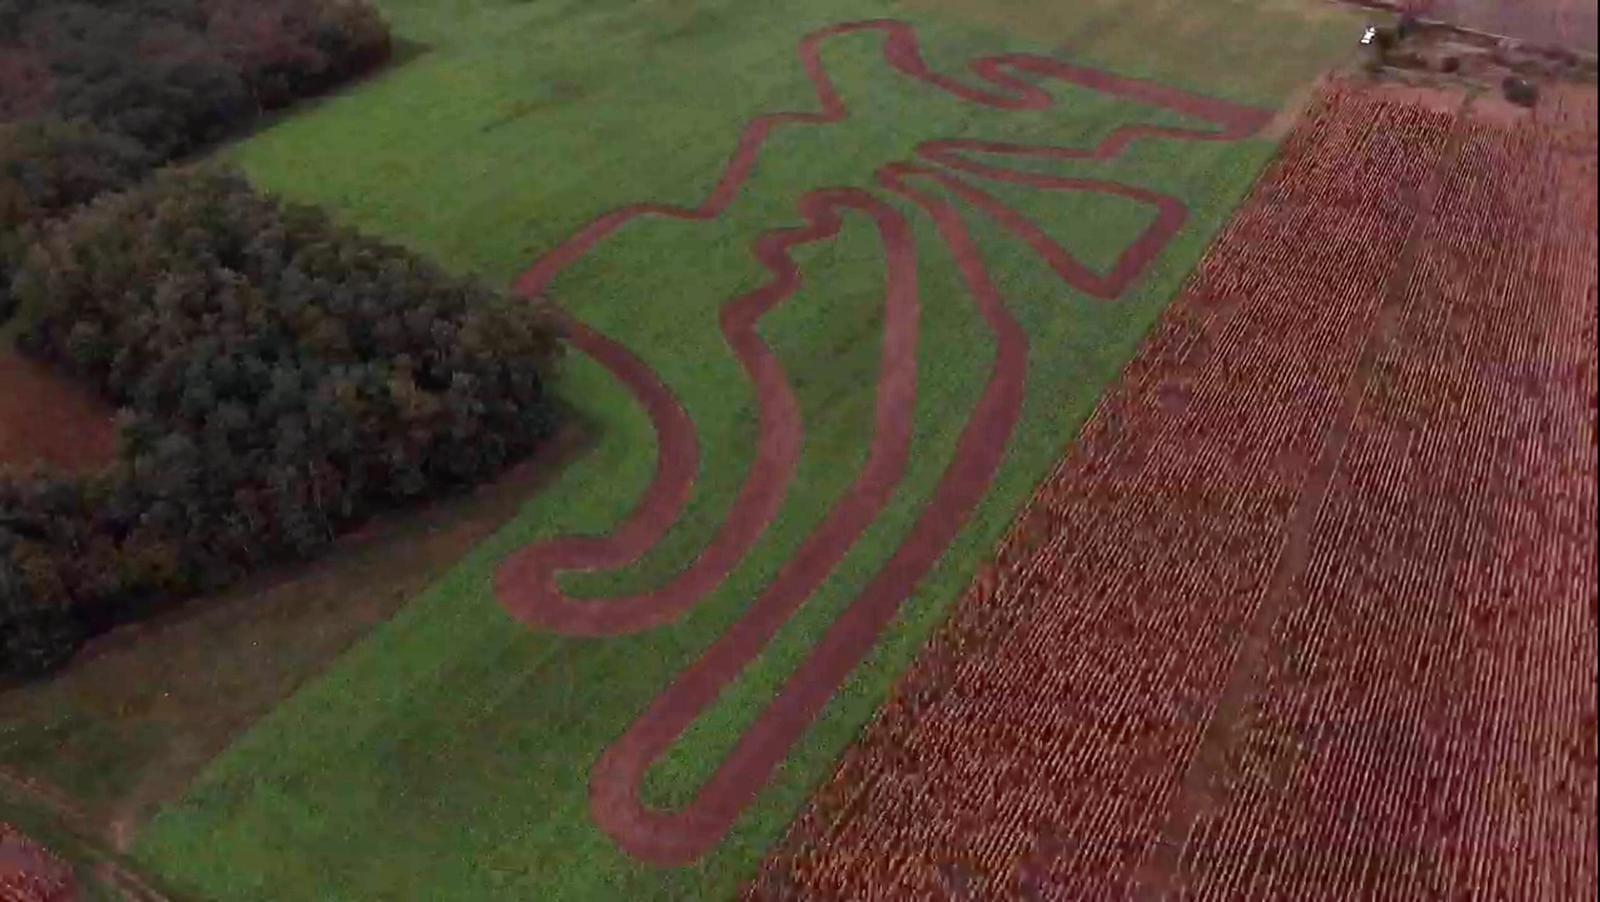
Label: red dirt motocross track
xmin=494 ymin=19 xmax=1271 ymax=866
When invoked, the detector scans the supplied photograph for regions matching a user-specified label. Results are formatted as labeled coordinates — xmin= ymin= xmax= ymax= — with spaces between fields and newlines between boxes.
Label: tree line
xmin=1 ymin=2 xmax=565 ymax=676
xmin=3 ymin=0 xmax=393 ymax=322
xmin=2 ymin=118 xmax=153 ymax=320
xmin=3 ymin=170 xmax=561 ymax=675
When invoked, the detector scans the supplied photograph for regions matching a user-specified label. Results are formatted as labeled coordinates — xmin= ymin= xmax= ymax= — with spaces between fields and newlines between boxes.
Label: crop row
xmin=1173 ymin=112 xmax=1598 ymax=898
xmin=750 ymin=85 xmax=1479 ymax=898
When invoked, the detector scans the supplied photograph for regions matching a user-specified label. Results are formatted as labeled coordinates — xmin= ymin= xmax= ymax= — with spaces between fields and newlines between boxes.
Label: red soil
xmin=496 ymin=20 xmax=1270 ymax=864
xmin=752 ymin=82 xmax=1597 ymax=897
xmin=1162 ymin=106 xmax=1598 ymax=899
xmin=0 ymin=823 xmax=76 ymax=902
xmin=0 ymin=351 xmax=118 ymax=475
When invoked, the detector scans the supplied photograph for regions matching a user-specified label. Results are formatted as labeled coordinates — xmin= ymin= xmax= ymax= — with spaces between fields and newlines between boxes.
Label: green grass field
xmin=132 ymin=0 xmax=1366 ymax=897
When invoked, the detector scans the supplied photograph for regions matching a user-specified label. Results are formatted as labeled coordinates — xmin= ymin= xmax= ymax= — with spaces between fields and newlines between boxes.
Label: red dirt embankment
xmin=0 ymin=351 xmax=118 ymax=474
xmin=753 ymin=80 xmax=1597 ymax=898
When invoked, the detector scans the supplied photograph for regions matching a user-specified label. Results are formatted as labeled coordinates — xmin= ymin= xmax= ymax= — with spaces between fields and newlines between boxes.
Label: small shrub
xmin=1502 ymin=76 xmax=1539 ymax=108
xmin=0 ymin=550 xmax=85 ymax=678
xmin=311 ymin=0 xmax=392 ymax=78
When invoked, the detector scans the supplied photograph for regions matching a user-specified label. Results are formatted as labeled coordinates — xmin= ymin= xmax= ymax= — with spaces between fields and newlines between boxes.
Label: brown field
xmin=0 ymin=349 xmax=118 ymax=475
xmin=751 ymin=78 xmax=1597 ymax=898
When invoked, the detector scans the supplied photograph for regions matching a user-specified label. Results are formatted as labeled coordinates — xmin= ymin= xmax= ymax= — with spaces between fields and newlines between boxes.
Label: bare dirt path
xmin=494 ymin=19 xmax=1272 ymax=865
xmin=1400 ymin=0 xmax=1597 ymax=54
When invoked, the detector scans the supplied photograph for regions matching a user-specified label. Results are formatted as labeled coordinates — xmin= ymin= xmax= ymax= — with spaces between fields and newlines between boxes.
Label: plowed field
xmin=753 ymin=80 xmax=1598 ymax=898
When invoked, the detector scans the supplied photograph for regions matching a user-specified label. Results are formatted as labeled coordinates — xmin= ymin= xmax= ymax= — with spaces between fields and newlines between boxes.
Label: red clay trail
xmin=498 ymin=190 xmax=898 ymax=637
xmin=905 ymin=166 xmax=1189 ymax=300
xmin=0 ymin=351 xmax=119 ymax=474
xmin=496 ymin=19 xmax=1270 ymax=864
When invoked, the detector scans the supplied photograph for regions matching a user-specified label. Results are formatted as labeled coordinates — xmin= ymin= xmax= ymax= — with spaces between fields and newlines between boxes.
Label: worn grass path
xmin=133 ymin=0 xmax=1365 ymax=898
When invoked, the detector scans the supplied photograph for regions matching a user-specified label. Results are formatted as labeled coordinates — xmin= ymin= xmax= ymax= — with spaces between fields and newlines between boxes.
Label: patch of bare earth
xmin=0 ymin=350 xmax=118 ymax=475
xmin=1417 ymin=0 xmax=1597 ymax=54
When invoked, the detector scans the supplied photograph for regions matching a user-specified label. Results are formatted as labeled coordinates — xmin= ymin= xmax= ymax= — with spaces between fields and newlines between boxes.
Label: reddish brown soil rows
xmin=1532 ymin=79 xmax=1600 ymax=141
xmin=0 ymin=822 xmax=75 ymax=902
xmin=0 ymin=351 xmax=118 ymax=474
xmin=752 ymin=81 xmax=1598 ymax=897
xmin=495 ymin=20 xmax=1271 ymax=864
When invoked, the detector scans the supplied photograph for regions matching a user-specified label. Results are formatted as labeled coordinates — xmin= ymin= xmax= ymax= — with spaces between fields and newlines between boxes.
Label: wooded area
xmin=1 ymin=1 xmax=563 ymax=677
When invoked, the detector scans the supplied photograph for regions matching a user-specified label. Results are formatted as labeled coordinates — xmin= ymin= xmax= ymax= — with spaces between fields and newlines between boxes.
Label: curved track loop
xmin=588 ymin=166 xmax=1029 ymax=865
xmin=899 ymin=163 xmax=1190 ymax=299
xmin=498 ymin=189 xmax=915 ymax=636
xmin=590 ymin=189 xmax=926 ymax=862
xmin=496 ymin=18 xmax=1272 ymax=865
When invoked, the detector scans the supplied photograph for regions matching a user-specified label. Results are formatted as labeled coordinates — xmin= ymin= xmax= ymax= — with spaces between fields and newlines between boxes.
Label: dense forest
xmin=1 ymin=118 xmax=152 ymax=319
xmin=1 ymin=2 xmax=564 ymax=676
xmin=1 ymin=0 xmax=391 ymax=156
xmin=2 ymin=169 xmax=561 ymax=676
xmin=3 ymin=0 xmax=392 ymax=317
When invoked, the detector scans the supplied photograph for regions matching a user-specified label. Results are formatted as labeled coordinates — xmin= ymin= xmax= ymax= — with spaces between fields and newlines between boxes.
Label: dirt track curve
xmin=495 ymin=19 xmax=1271 ymax=865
